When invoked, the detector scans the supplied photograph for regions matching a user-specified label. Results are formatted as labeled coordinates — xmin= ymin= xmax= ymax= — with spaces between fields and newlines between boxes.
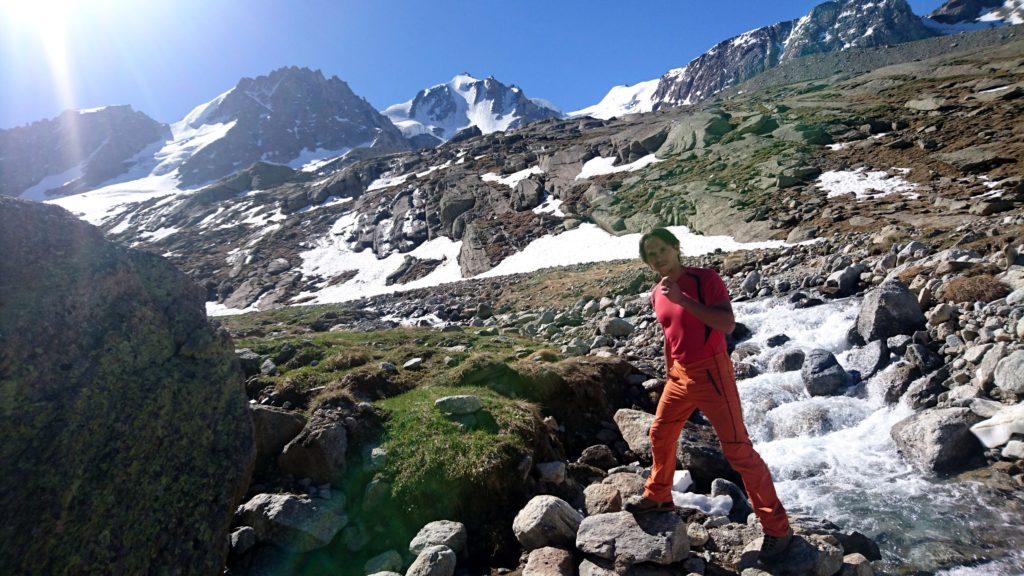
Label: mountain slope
xmin=1 ymin=106 xmax=168 ymax=199
xmin=576 ymin=0 xmax=938 ymax=117
xmin=929 ymin=0 xmax=1024 ymax=25
xmin=384 ymin=74 xmax=562 ymax=141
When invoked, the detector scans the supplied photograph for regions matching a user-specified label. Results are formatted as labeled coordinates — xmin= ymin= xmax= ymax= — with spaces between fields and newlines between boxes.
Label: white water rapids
xmin=731 ymin=297 xmax=1024 ymax=574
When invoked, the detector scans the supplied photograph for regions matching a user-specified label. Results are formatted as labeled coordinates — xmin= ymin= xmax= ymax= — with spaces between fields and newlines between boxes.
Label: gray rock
xmin=365 ymin=550 xmax=404 ymax=574
xmin=404 ymin=357 xmax=424 ymax=370
xmin=236 ymin=493 xmax=347 ymax=552
xmin=741 ymin=271 xmax=762 ymax=295
xmin=406 ymin=545 xmax=456 ymax=576
xmin=267 ymin=257 xmax=291 ymax=275
xmin=905 ymin=344 xmax=943 ymax=373
xmin=251 ymin=405 xmax=307 ymax=471
xmin=993 ymin=351 xmax=1024 ymax=395
xmin=840 ymin=552 xmax=875 ymax=576
xmin=261 ymin=357 xmax=279 ymax=375
xmin=711 ymin=478 xmax=753 ymax=524
xmin=769 ymin=349 xmax=806 ymax=373
xmin=844 ymin=340 xmax=890 ymax=380
xmin=687 ymin=522 xmax=710 ymax=547
xmin=802 ymin=349 xmax=850 ymax=396
xmin=536 ymin=461 xmax=567 ymax=484
xmin=523 ymin=546 xmax=574 ymax=576
xmin=599 ymin=317 xmax=634 ymax=338
xmin=584 ymin=483 xmax=623 ymax=515
xmin=975 ymin=343 xmax=1007 ymax=387
xmin=230 ymin=526 xmax=256 ymax=556
xmin=409 ymin=520 xmax=467 ymax=556
xmin=512 ymin=495 xmax=583 ymax=550
xmin=434 ymin=395 xmax=483 ymax=415
xmin=740 ymin=533 xmax=843 ymax=576
xmin=576 ymin=511 xmax=689 ymax=565
xmin=601 ymin=472 xmax=647 ymax=502
xmin=579 ymin=444 xmax=618 ymax=470
xmin=905 ymin=95 xmax=946 ymax=111
xmin=278 ymin=414 xmax=348 ymax=484
xmin=855 ymin=280 xmax=926 ymax=342
xmin=891 ymin=408 xmax=983 ymax=474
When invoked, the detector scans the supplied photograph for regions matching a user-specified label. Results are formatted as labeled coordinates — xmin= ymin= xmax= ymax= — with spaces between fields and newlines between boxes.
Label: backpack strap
xmin=685 ymin=270 xmax=713 ymax=345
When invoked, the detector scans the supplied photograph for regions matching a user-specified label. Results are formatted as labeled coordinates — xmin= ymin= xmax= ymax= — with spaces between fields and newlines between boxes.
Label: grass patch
xmin=938 ymin=274 xmax=1011 ymax=303
xmin=375 ymin=385 xmax=540 ymax=530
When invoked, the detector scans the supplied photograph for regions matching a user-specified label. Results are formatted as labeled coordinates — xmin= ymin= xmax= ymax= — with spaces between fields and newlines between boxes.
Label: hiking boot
xmin=623 ymin=496 xmax=675 ymax=514
xmin=759 ymin=528 xmax=794 ymax=562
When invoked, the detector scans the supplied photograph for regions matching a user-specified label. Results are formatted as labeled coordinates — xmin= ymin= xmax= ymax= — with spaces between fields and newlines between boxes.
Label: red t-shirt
xmin=650 ymin=267 xmax=730 ymax=366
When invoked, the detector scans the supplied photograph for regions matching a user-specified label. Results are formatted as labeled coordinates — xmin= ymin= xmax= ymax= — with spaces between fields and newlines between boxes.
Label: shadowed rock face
xmin=929 ymin=0 xmax=1004 ymax=24
xmin=0 ymin=197 xmax=254 ymax=575
xmin=0 ymin=105 xmax=169 ymax=199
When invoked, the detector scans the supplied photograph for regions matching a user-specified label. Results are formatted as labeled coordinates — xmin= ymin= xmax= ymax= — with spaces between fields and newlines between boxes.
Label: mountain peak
xmin=385 ymin=74 xmax=561 ymax=142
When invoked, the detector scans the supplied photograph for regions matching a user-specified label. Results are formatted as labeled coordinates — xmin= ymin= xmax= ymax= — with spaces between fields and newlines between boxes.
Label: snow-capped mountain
xmin=1 ymin=106 xmax=168 ymax=199
xmin=576 ymin=0 xmax=939 ymax=118
xmin=172 ymin=66 xmax=409 ymax=186
xmin=568 ymin=79 xmax=659 ymax=120
xmin=651 ymin=0 xmax=935 ymax=108
xmin=928 ymin=0 xmax=1024 ymax=26
xmin=384 ymin=74 xmax=562 ymax=142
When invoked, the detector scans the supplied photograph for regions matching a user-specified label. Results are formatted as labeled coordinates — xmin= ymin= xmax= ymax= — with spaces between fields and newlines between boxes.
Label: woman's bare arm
xmin=658 ymin=277 xmax=736 ymax=334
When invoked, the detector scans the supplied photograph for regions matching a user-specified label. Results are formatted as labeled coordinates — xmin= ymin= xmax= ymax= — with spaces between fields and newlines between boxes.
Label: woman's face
xmin=643 ymin=236 xmax=680 ymax=276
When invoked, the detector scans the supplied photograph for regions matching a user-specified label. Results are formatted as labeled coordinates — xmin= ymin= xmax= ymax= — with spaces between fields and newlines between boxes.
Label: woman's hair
xmin=639 ymin=227 xmax=680 ymax=263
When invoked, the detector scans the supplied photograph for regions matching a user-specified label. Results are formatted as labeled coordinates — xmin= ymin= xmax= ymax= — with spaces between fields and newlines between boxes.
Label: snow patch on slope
xmin=569 ymin=78 xmax=660 ymax=120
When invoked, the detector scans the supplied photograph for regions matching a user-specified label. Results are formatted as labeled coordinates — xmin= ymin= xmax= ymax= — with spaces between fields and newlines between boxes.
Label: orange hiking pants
xmin=642 ymin=351 xmax=791 ymax=537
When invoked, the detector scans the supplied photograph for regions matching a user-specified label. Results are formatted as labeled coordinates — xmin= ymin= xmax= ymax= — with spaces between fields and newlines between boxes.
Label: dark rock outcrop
xmin=0 ymin=197 xmax=254 ymax=574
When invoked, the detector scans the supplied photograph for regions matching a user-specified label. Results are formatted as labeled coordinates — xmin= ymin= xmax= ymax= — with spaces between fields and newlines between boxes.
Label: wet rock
xmin=839 ymin=553 xmax=874 ymax=576
xmin=735 ymin=362 xmax=761 ymax=379
xmin=905 ymin=343 xmax=943 ymax=373
xmin=513 ymin=495 xmax=583 ymax=550
xmin=855 ymin=280 xmax=925 ymax=343
xmin=524 ymin=546 xmax=574 ymax=576
xmin=410 ymin=520 xmax=467 ymax=555
xmin=802 ymin=349 xmax=851 ymax=396
xmin=769 ymin=349 xmax=806 ymax=373
xmin=236 ymin=493 xmax=347 ymax=552
xmin=278 ymin=413 xmax=348 ymax=484
xmin=406 ymin=545 xmax=456 ymax=576
xmin=844 ymin=340 xmax=890 ymax=380
xmin=891 ymin=408 xmax=984 ymax=474
xmin=575 ymin=511 xmax=689 ymax=565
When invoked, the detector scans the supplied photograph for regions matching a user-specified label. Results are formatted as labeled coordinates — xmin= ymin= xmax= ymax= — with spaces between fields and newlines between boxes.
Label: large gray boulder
xmin=993 ymin=351 xmax=1024 ymax=395
xmin=278 ymin=412 xmax=348 ymax=484
xmin=854 ymin=279 xmax=926 ymax=343
xmin=512 ymin=496 xmax=583 ymax=550
xmin=236 ymin=493 xmax=347 ymax=552
xmin=409 ymin=520 xmax=467 ymax=556
xmin=575 ymin=511 xmax=689 ymax=565
xmin=844 ymin=340 xmax=890 ymax=380
xmin=802 ymin=349 xmax=851 ymax=396
xmin=0 ymin=197 xmax=254 ymax=575
xmin=891 ymin=408 xmax=984 ymax=474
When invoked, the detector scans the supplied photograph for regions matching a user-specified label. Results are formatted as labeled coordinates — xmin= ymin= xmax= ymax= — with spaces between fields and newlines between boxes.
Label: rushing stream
xmin=731 ymin=298 xmax=1024 ymax=575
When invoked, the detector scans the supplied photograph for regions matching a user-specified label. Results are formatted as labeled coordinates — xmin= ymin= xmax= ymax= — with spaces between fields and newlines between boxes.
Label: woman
xmin=624 ymin=227 xmax=793 ymax=561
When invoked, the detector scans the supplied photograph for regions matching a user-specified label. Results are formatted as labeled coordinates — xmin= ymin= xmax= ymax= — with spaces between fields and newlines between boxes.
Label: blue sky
xmin=0 ymin=0 xmax=945 ymax=129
